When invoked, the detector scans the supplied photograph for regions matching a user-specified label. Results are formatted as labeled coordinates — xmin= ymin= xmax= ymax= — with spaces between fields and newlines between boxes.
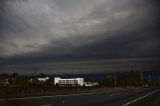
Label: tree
xmin=125 ymin=71 xmax=141 ymax=86
xmin=98 ymin=75 xmax=114 ymax=87
xmin=38 ymin=73 xmax=46 ymax=78
xmin=11 ymin=73 xmax=18 ymax=87
xmin=46 ymin=78 xmax=54 ymax=87
xmin=0 ymin=73 xmax=9 ymax=80
xmin=11 ymin=73 xmax=18 ymax=78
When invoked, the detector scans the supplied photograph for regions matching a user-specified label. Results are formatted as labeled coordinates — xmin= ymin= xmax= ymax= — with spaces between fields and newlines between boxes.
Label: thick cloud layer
xmin=0 ymin=0 xmax=160 ymax=73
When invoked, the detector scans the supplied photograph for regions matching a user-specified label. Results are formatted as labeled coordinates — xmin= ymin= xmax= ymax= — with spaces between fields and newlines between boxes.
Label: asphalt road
xmin=0 ymin=87 xmax=159 ymax=106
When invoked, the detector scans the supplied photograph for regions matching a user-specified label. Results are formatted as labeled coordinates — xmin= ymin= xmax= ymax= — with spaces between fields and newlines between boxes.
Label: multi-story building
xmin=54 ymin=77 xmax=84 ymax=87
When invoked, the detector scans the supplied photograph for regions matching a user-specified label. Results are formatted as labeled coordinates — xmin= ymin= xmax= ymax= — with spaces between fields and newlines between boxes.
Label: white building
xmin=54 ymin=77 xmax=84 ymax=87
xmin=37 ymin=77 xmax=49 ymax=82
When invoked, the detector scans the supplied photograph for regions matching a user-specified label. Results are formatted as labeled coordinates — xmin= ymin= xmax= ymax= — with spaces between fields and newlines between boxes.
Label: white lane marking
xmin=8 ymin=89 xmax=123 ymax=100
xmin=109 ymin=93 xmax=120 ymax=96
xmin=121 ymin=89 xmax=159 ymax=106
xmin=40 ymin=104 xmax=51 ymax=106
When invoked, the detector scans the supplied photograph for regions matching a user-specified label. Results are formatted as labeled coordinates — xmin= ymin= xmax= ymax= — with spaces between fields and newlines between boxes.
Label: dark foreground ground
xmin=0 ymin=87 xmax=159 ymax=106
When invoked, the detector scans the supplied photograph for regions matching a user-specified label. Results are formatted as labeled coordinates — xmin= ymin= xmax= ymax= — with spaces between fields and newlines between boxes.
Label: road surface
xmin=0 ymin=87 xmax=159 ymax=106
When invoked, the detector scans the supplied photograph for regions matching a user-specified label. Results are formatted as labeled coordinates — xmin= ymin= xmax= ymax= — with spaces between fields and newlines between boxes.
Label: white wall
xmin=76 ymin=78 xmax=84 ymax=86
xmin=54 ymin=77 xmax=61 ymax=85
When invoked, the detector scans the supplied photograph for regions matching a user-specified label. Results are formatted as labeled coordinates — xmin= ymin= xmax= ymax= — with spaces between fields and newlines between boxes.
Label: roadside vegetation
xmin=0 ymin=71 xmax=160 ymax=98
xmin=98 ymin=71 xmax=160 ymax=87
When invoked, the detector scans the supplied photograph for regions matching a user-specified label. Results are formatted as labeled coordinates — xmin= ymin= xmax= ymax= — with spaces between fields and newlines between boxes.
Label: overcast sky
xmin=0 ymin=0 xmax=160 ymax=74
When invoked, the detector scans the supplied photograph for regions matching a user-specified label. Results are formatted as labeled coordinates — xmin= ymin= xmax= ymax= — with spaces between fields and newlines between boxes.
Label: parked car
xmin=143 ymin=84 xmax=149 ymax=88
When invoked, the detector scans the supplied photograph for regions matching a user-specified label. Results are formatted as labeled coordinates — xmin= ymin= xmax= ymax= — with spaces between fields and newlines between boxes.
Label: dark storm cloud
xmin=0 ymin=0 xmax=160 ymax=73
xmin=1 ymin=58 xmax=160 ymax=74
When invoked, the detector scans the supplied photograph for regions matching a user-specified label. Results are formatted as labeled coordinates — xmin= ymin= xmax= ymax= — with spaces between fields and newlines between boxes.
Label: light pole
xmin=140 ymin=71 xmax=144 ymax=86
xmin=113 ymin=71 xmax=117 ymax=87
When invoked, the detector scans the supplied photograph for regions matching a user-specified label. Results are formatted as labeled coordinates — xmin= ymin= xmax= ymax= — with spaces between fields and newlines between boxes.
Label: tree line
xmin=0 ymin=71 xmax=160 ymax=88
xmin=98 ymin=71 xmax=160 ymax=87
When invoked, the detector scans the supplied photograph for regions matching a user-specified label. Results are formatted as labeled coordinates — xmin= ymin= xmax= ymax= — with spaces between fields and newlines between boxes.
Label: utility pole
xmin=113 ymin=71 xmax=117 ymax=87
xmin=140 ymin=71 xmax=144 ymax=86
xmin=149 ymin=75 xmax=151 ymax=85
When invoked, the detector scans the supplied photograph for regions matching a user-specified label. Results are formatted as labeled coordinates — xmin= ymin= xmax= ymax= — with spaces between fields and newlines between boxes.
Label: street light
xmin=140 ymin=71 xmax=144 ymax=86
xmin=113 ymin=71 xmax=117 ymax=87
